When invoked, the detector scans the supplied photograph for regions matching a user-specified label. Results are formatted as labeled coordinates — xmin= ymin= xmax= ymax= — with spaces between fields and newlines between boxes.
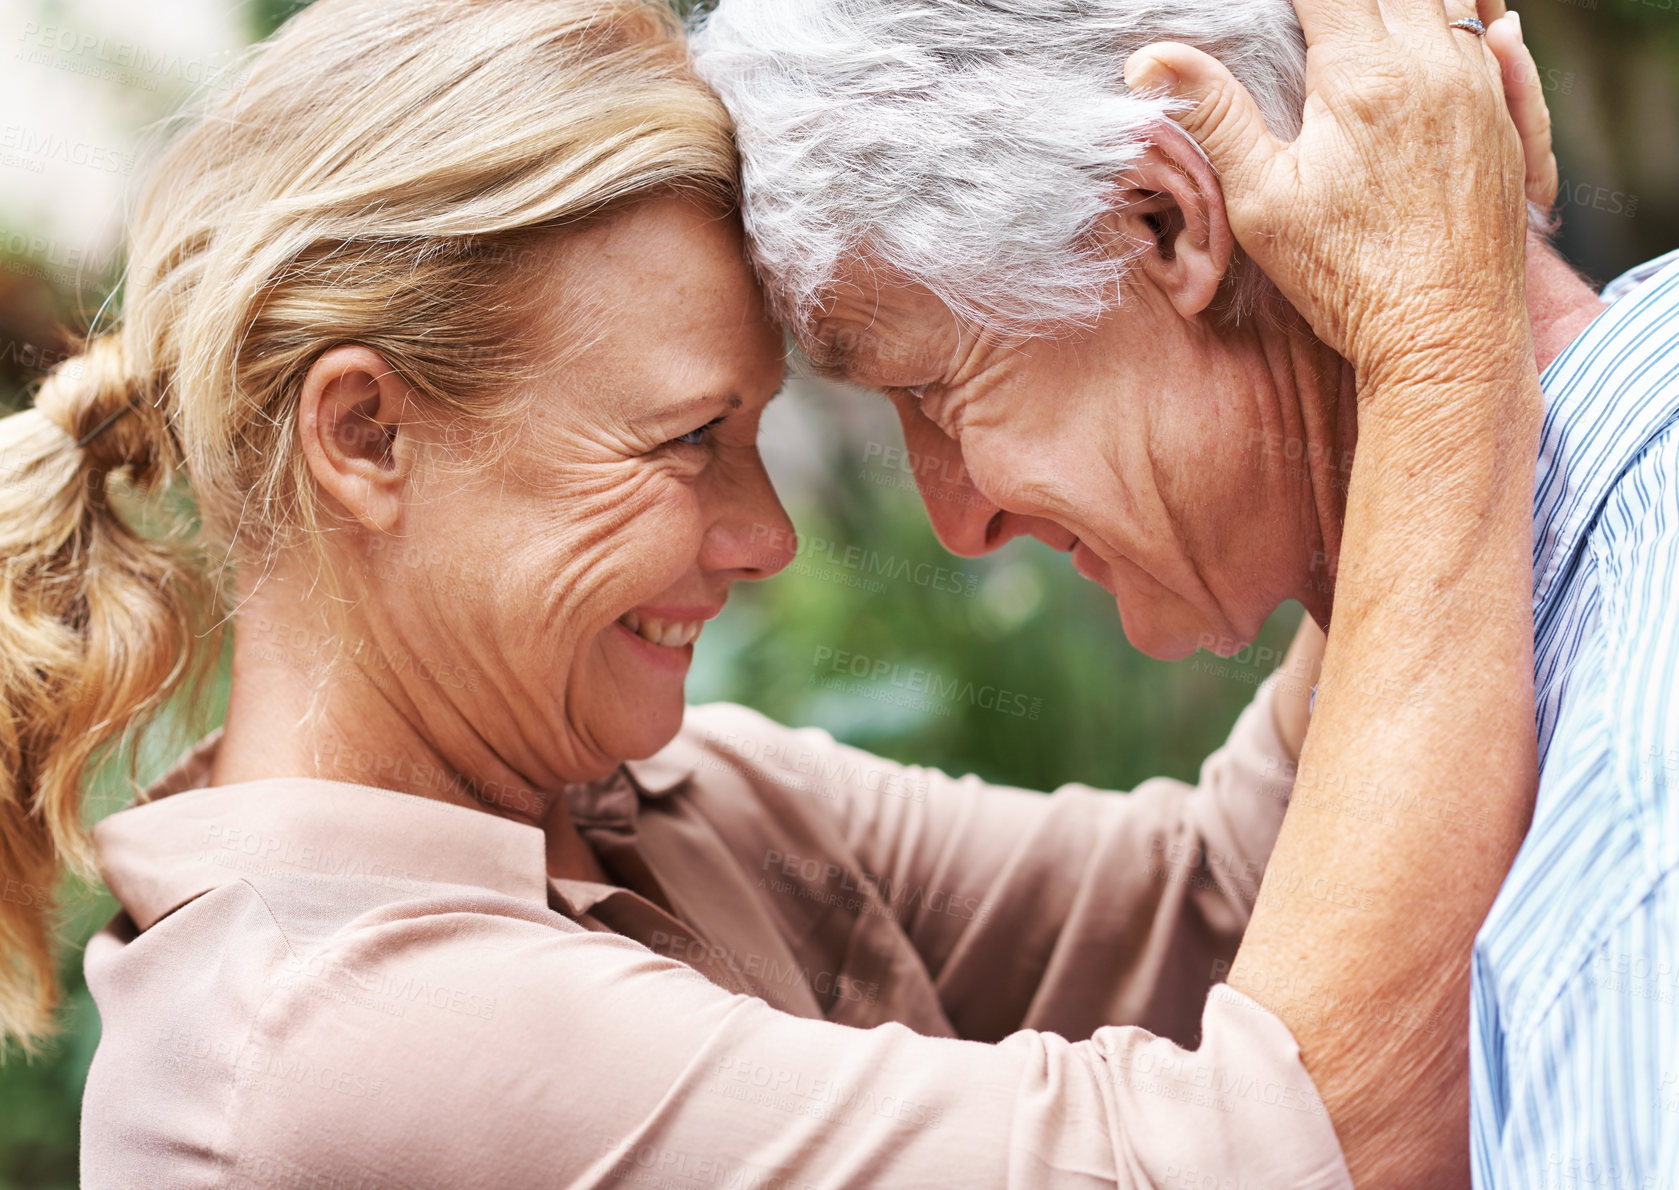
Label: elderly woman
xmin=693 ymin=0 xmax=1679 ymax=1185
xmin=0 ymin=0 xmax=1543 ymax=1187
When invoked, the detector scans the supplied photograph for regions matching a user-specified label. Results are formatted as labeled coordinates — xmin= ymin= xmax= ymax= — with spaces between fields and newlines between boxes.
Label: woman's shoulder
xmin=80 ymin=855 xmax=722 ymax=1189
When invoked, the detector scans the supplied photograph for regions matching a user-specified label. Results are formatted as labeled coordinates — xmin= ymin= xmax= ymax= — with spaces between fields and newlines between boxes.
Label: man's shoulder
xmin=1534 ymin=251 xmax=1679 ymax=616
xmin=1588 ymin=416 xmax=1679 ymax=602
xmin=1600 ymin=247 xmax=1679 ymax=305
xmin=1572 ymin=421 xmax=1679 ymax=821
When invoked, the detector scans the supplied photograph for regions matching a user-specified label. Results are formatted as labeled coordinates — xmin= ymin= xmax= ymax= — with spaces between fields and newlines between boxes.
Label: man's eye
xmin=672 ymin=416 xmax=726 ymax=447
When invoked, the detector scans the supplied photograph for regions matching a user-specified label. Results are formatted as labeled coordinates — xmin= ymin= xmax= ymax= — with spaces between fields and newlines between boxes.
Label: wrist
xmin=1357 ymin=326 xmax=1537 ymax=411
xmin=1352 ymin=352 xmax=1544 ymax=487
xmin=1350 ymin=276 xmax=1533 ymax=401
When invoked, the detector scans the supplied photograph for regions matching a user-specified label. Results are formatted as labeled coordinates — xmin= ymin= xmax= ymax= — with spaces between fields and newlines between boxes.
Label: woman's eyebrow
xmin=661 ymin=393 xmax=744 ymax=420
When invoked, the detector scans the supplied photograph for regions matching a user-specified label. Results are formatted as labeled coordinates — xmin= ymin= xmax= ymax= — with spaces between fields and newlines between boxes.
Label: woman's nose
xmin=702 ymin=455 xmax=797 ymax=580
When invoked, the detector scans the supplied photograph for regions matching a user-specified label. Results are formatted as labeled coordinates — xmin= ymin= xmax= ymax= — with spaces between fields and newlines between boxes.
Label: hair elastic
xmin=74 ymin=404 xmax=134 ymax=450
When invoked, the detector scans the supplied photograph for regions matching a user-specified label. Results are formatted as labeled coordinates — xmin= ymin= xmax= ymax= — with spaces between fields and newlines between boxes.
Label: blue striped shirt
xmin=1472 ymin=247 xmax=1679 ymax=1189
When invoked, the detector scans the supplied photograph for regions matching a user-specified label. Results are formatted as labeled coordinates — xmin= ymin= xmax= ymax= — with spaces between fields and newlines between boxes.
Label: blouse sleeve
xmin=681 ymin=678 xmax=1295 ymax=1047
xmin=219 ymin=894 xmax=1350 ymax=1190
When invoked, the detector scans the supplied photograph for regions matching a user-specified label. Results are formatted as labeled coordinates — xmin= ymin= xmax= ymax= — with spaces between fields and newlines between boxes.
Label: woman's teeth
xmin=618 ymin=610 xmax=703 ymax=649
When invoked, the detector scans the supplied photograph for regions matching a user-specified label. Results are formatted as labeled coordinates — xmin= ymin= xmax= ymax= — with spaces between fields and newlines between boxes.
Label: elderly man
xmin=693 ymin=0 xmax=1678 ymax=1186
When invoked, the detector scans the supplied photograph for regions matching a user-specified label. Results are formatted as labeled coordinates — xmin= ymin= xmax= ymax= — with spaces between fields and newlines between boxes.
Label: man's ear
xmin=298 ymin=345 xmax=419 ymax=533
xmin=1116 ymin=123 xmax=1235 ymax=320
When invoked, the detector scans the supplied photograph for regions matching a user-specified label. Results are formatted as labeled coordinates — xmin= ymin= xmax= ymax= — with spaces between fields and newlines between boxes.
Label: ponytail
xmin=0 ymin=0 xmax=743 ymax=1050
xmin=0 ymin=336 xmax=210 ymax=1050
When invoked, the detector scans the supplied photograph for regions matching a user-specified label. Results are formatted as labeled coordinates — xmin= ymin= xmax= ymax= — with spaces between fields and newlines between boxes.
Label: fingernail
xmin=1124 ymin=52 xmax=1179 ymax=92
xmin=1508 ymin=11 xmax=1523 ymax=39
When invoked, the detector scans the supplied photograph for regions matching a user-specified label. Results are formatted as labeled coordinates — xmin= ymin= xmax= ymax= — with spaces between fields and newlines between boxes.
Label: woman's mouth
xmin=617 ymin=609 xmax=706 ymax=649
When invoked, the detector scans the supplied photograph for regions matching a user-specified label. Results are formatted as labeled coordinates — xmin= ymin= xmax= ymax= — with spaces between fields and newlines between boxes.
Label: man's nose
xmin=920 ymin=477 xmax=1071 ymax=558
xmin=891 ymin=395 xmax=1072 ymax=558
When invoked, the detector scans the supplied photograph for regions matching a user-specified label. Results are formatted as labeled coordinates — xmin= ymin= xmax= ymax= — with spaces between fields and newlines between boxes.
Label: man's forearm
xmin=1229 ymin=346 xmax=1543 ymax=1188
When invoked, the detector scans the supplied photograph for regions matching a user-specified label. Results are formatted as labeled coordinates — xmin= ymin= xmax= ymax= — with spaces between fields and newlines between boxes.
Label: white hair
xmin=690 ymin=0 xmax=1306 ymax=340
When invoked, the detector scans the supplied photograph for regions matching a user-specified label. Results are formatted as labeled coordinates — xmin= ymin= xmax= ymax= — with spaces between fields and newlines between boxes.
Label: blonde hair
xmin=0 ymin=0 xmax=736 ymax=1049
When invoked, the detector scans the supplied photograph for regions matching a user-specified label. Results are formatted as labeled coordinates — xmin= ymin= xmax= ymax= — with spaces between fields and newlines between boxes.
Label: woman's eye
xmin=671 ymin=416 xmax=726 ymax=448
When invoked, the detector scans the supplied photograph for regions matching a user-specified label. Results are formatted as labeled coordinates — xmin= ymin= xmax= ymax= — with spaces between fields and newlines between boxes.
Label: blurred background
xmin=0 ymin=0 xmax=1673 ymax=1183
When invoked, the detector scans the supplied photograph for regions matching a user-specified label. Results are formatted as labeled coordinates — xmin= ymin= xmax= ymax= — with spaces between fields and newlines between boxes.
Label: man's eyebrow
xmin=805 ymin=355 xmax=852 ymax=382
xmin=798 ymin=327 xmax=855 ymax=381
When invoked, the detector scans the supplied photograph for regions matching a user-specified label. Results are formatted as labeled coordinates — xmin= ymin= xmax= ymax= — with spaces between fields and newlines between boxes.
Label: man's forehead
xmin=806 ymin=305 xmax=953 ymax=390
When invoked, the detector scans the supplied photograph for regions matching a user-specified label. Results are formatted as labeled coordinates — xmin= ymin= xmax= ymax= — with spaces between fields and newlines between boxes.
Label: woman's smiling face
xmin=379 ymin=197 xmax=795 ymax=783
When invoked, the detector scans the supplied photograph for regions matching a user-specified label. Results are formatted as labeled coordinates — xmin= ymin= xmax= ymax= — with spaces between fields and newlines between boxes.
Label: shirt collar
xmin=95 ymin=732 xmax=696 ymax=932
xmin=1532 ymin=252 xmax=1679 ymax=617
xmin=574 ymin=751 xmax=693 ymax=828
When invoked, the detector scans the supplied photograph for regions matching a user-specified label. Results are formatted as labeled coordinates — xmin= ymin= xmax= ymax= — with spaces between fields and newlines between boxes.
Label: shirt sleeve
xmin=682 ymin=679 xmax=1295 ymax=1047
xmin=220 ymin=895 xmax=1350 ymax=1190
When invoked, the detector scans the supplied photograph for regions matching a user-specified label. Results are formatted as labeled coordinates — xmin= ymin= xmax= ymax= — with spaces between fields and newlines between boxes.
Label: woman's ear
xmin=298 ymin=345 xmax=419 ymax=533
xmin=1116 ymin=123 xmax=1236 ymax=319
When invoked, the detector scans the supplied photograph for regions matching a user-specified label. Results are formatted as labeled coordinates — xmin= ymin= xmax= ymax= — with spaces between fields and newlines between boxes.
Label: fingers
xmin=1124 ymin=42 xmax=1282 ymax=206
xmin=1486 ymin=11 xmax=1559 ymax=209
xmin=1478 ymin=0 xmax=1510 ymax=21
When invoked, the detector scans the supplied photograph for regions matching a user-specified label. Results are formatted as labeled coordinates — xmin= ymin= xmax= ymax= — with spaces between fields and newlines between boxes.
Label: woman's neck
xmin=211 ymin=564 xmax=610 ymax=885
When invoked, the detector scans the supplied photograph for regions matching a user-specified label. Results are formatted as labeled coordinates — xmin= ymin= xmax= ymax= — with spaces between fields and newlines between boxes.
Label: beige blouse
xmin=80 ymin=677 xmax=1351 ymax=1188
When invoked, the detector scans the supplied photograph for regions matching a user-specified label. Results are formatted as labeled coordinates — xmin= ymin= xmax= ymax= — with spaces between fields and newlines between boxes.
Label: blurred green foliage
xmin=1 ymin=0 xmax=1676 ymax=1185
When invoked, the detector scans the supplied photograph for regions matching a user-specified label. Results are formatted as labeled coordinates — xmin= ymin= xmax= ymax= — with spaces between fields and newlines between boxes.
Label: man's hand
xmin=1128 ymin=4 xmax=1546 ymax=1188
xmin=1124 ymin=0 xmax=1531 ymax=395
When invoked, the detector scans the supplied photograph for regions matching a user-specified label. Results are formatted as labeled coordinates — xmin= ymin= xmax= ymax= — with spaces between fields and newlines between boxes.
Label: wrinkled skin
xmin=214 ymin=199 xmax=797 ymax=860
xmin=812 ymin=5 xmax=1573 ymax=662
xmin=790 ymin=1 xmax=1564 ymax=1184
